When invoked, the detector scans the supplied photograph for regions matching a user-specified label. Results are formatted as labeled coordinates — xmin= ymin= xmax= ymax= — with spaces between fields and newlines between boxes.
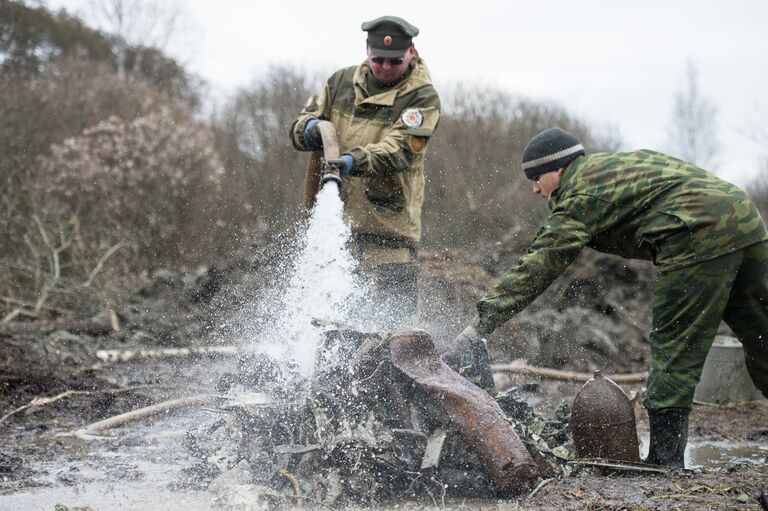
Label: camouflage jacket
xmin=290 ymin=57 xmax=440 ymax=246
xmin=472 ymin=150 xmax=768 ymax=335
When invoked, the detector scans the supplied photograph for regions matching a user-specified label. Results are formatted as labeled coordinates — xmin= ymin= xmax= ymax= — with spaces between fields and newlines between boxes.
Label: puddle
xmin=639 ymin=438 xmax=768 ymax=469
xmin=685 ymin=440 xmax=768 ymax=469
xmin=0 ymin=411 xmax=219 ymax=510
xmin=1 ymin=464 xmax=216 ymax=511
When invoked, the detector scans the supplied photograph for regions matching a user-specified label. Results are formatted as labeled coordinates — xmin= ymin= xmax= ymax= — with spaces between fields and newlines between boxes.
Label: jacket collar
xmin=547 ymin=155 xmax=586 ymax=209
xmin=353 ymin=57 xmax=433 ymax=107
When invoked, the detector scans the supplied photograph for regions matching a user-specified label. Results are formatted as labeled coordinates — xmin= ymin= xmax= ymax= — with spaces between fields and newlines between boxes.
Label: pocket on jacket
xmin=365 ymin=177 xmax=405 ymax=213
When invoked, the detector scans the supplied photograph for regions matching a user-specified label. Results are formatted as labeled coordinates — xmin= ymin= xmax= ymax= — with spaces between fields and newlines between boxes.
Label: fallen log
xmin=491 ymin=360 xmax=647 ymax=383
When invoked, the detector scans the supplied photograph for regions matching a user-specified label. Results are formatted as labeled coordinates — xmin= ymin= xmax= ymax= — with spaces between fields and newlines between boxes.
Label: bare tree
xmin=666 ymin=60 xmax=719 ymax=168
xmin=84 ymin=0 xmax=190 ymax=78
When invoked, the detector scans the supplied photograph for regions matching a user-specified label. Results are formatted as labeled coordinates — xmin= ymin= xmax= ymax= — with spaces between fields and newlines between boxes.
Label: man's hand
xmin=449 ymin=325 xmax=497 ymax=395
xmin=326 ymin=154 xmax=354 ymax=178
xmin=304 ymin=119 xmax=323 ymax=151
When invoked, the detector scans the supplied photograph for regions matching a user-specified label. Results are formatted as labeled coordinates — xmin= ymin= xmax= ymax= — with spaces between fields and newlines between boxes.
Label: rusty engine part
xmin=390 ymin=329 xmax=541 ymax=496
xmin=571 ymin=370 xmax=640 ymax=462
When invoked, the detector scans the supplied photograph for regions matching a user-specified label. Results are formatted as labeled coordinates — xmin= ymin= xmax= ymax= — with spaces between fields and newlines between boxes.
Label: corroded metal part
xmin=571 ymin=370 xmax=640 ymax=462
xmin=389 ymin=329 xmax=540 ymax=496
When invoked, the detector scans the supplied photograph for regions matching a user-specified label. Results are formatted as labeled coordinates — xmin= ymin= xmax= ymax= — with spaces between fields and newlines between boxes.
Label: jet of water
xmin=266 ymin=181 xmax=370 ymax=375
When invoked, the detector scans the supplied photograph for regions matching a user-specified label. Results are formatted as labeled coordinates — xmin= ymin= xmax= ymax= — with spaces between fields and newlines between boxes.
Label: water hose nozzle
xmin=320 ymin=160 xmax=343 ymax=188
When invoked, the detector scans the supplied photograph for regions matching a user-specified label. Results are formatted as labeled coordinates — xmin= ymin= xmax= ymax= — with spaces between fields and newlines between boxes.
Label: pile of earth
xmin=1 ymin=241 xmax=658 ymax=405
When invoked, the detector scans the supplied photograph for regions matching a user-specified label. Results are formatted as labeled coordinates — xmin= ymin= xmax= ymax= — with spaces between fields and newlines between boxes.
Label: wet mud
xmin=1 ymin=248 xmax=767 ymax=510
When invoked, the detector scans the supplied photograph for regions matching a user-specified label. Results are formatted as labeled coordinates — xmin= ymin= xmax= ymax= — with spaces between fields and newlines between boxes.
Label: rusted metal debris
xmin=390 ymin=329 xmax=541 ymax=496
xmin=179 ymin=327 xmax=576 ymax=507
xmin=571 ymin=370 xmax=640 ymax=462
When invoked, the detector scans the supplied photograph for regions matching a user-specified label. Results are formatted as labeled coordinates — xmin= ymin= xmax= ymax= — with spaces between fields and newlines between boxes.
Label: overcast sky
xmin=48 ymin=0 xmax=768 ymax=187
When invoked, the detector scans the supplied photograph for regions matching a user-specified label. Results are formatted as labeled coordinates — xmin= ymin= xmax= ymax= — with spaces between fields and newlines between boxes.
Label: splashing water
xmin=264 ymin=181 xmax=370 ymax=375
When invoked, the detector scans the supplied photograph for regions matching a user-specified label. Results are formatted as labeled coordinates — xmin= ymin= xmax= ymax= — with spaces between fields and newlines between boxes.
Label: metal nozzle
xmin=320 ymin=160 xmax=342 ymax=188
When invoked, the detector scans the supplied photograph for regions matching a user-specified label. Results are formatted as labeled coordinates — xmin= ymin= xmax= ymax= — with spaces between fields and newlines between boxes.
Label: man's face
xmin=531 ymin=169 xmax=564 ymax=200
xmin=367 ymin=45 xmax=415 ymax=84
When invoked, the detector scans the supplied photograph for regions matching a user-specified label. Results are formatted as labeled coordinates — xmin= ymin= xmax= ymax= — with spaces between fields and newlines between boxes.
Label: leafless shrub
xmin=38 ymin=107 xmax=225 ymax=266
xmin=423 ymin=85 xmax=621 ymax=255
xmin=1 ymin=86 xmax=225 ymax=317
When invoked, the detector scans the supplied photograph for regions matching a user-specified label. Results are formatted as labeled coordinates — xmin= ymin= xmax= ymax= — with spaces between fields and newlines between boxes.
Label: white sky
xmin=48 ymin=0 xmax=768 ymax=187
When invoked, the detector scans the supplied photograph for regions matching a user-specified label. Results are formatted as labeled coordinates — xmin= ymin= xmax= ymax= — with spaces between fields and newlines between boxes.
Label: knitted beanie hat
xmin=521 ymin=128 xmax=585 ymax=180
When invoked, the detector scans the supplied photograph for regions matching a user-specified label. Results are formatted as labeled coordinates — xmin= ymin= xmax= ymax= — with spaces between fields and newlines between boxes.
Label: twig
xmin=569 ymin=459 xmax=669 ymax=473
xmin=1 ymin=307 xmax=35 ymax=323
xmin=277 ymin=468 xmax=304 ymax=506
xmin=29 ymin=214 xmax=70 ymax=317
xmin=0 ymin=385 xmax=162 ymax=426
xmin=0 ymin=390 xmax=89 ymax=425
xmin=356 ymin=360 xmax=386 ymax=384
xmin=0 ymin=296 xmax=72 ymax=315
xmin=74 ymin=394 xmax=214 ymax=440
xmin=491 ymin=360 xmax=647 ymax=383
xmin=82 ymin=242 xmax=126 ymax=287
xmin=527 ymin=477 xmax=556 ymax=499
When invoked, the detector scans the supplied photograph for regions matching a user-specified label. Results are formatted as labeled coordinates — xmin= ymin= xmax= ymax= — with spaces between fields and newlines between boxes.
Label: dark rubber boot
xmin=645 ymin=408 xmax=689 ymax=468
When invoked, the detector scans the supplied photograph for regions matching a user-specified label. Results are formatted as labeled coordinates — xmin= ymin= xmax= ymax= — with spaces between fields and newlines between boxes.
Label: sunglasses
xmin=371 ymin=56 xmax=405 ymax=66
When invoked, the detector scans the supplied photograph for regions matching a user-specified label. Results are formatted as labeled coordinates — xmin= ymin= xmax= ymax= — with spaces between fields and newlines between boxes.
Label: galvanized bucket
xmin=693 ymin=336 xmax=765 ymax=405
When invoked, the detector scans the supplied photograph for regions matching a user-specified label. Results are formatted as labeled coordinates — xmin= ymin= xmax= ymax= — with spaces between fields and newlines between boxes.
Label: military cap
xmin=362 ymin=16 xmax=419 ymax=58
xmin=522 ymin=127 xmax=585 ymax=180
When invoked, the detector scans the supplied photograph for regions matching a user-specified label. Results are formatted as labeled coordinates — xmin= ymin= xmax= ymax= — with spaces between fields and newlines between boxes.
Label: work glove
xmin=326 ymin=154 xmax=354 ymax=179
xmin=449 ymin=325 xmax=497 ymax=395
xmin=304 ymin=118 xmax=323 ymax=151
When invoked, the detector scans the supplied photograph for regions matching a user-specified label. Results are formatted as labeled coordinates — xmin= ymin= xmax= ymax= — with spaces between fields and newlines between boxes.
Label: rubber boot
xmin=645 ymin=408 xmax=689 ymax=468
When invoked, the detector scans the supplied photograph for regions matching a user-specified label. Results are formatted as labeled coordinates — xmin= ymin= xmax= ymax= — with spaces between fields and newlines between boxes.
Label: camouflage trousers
xmin=644 ymin=241 xmax=768 ymax=410
xmin=350 ymin=236 xmax=419 ymax=329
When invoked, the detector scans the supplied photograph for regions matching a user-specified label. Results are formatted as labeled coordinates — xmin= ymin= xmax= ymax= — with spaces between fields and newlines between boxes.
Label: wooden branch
xmin=0 ymin=390 xmax=89 ymax=425
xmin=82 ymin=242 xmax=126 ymax=287
xmin=0 ymin=296 xmax=72 ymax=315
xmin=30 ymin=214 xmax=69 ymax=316
xmin=277 ymin=468 xmax=305 ymax=506
xmin=74 ymin=394 xmax=214 ymax=440
xmin=491 ymin=360 xmax=647 ymax=383
xmin=1 ymin=307 xmax=27 ymax=323
xmin=569 ymin=458 xmax=668 ymax=473
xmin=0 ymin=385 xmax=152 ymax=426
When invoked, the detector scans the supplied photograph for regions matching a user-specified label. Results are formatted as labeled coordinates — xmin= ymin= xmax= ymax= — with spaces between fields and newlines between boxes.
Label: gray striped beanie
xmin=521 ymin=128 xmax=585 ymax=180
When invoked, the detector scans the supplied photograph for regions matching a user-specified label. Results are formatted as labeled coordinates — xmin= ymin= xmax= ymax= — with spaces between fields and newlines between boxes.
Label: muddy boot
xmin=645 ymin=408 xmax=689 ymax=468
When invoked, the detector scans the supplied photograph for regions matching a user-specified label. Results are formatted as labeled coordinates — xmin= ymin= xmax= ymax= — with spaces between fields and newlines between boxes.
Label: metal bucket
xmin=693 ymin=336 xmax=765 ymax=405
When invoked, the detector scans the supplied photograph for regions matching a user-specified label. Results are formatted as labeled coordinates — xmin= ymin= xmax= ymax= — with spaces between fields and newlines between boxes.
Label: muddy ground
xmin=1 ymin=247 xmax=766 ymax=510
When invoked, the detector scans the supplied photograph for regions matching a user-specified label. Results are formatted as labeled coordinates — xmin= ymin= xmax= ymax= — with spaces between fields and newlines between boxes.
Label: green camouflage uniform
xmin=290 ymin=57 xmax=440 ymax=321
xmin=470 ymin=150 xmax=768 ymax=410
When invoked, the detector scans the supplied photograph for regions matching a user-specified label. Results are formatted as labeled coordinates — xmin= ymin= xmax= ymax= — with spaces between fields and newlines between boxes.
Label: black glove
xmin=450 ymin=325 xmax=497 ymax=395
xmin=304 ymin=119 xmax=322 ymax=151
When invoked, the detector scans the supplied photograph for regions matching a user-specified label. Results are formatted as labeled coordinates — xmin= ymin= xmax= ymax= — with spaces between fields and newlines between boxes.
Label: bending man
xmin=455 ymin=127 xmax=768 ymax=467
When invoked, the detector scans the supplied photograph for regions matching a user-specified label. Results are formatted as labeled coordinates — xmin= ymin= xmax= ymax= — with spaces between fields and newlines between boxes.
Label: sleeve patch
xmin=401 ymin=108 xmax=423 ymax=128
xmin=408 ymin=135 xmax=427 ymax=153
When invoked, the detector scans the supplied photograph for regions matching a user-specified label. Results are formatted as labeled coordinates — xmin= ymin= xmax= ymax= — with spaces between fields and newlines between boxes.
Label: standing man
xmin=290 ymin=16 xmax=440 ymax=327
xmin=454 ymin=127 xmax=768 ymax=467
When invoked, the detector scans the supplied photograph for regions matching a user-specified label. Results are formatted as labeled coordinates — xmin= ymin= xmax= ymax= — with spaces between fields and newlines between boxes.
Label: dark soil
xmin=1 ymin=248 xmax=766 ymax=510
